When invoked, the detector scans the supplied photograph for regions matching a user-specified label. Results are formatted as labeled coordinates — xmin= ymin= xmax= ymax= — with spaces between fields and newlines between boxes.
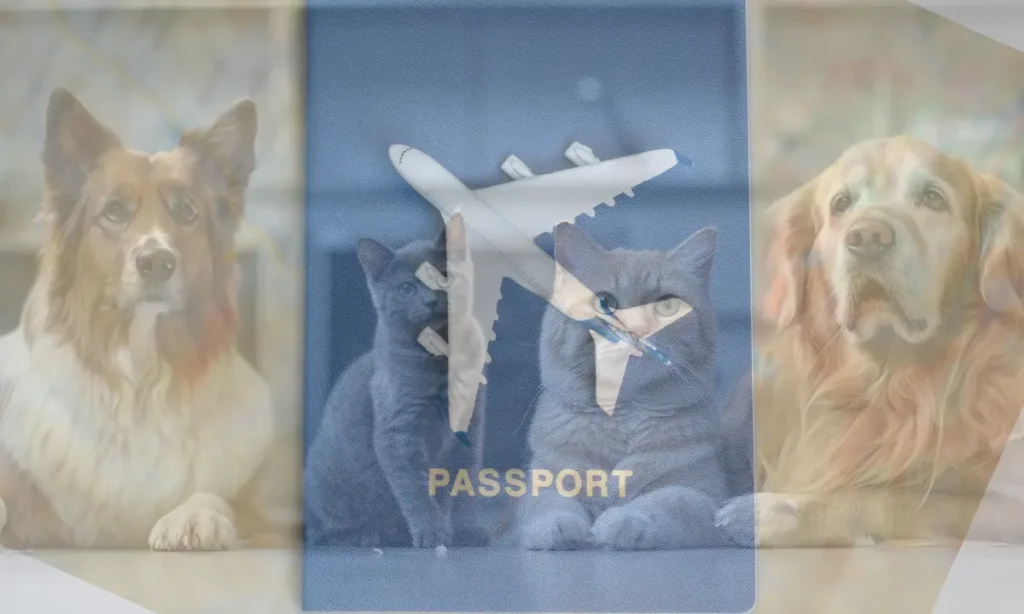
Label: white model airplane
xmin=389 ymin=142 xmax=681 ymax=443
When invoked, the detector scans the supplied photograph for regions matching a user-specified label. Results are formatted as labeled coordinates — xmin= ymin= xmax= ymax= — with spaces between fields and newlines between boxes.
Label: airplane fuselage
xmin=389 ymin=144 xmax=558 ymax=301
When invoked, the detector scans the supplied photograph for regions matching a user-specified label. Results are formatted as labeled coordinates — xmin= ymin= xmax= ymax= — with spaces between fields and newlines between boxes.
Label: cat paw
xmin=715 ymin=493 xmax=801 ymax=547
xmin=452 ymin=525 xmax=491 ymax=547
xmin=149 ymin=495 xmax=237 ymax=551
xmin=306 ymin=527 xmax=385 ymax=549
xmin=522 ymin=512 xmax=591 ymax=551
xmin=408 ymin=521 xmax=450 ymax=548
xmin=342 ymin=533 xmax=384 ymax=548
xmin=591 ymin=507 xmax=659 ymax=550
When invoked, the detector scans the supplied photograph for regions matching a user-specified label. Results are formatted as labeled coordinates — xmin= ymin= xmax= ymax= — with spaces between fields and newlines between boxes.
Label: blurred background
xmin=0 ymin=0 xmax=1018 ymax=517
xmin=0 ymin=0 xmax=305 ymax=520
xmin=749 ymin=0 xmax=1024 ymax=296
xmin=0 ymin=0 xmax=1018 ymax=531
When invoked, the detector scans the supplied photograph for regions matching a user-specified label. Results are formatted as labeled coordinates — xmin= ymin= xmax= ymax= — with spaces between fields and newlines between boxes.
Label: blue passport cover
xmin=303 ymin=1 xmax=754 ymax=611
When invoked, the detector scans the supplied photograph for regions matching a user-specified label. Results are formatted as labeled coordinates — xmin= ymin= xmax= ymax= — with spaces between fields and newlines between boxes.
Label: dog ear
xmin=181 ymin=98 xmax=258 ymax=227
xmin=42 ymin=89 xmax=121 ymax=223
xmin=760 ymin=177 xmax=819 ymax=329
xmin=976 ymin=172 xmax=1024 ymax=314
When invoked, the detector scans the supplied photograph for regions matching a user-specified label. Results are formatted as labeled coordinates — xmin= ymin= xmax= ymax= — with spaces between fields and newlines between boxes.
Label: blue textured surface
xmin=305 ymin=546 xmax=755 ymax=613
xmin=304 ymin=1 xmax=753 ymax=611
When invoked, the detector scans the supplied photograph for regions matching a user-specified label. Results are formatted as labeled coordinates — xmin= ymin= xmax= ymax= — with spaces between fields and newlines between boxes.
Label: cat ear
xmin=433 ymin=223 xmax=448 ymax=251
xmin=670 ymin=226 xmax=717 ymax=281
xmin=357 ymin=238 xmax=395 ymax=281
xmin=553 ymin=222 xmax=606 ymax=273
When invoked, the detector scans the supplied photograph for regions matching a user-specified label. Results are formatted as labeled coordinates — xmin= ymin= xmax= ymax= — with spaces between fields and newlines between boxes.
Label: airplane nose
xmin=389 ymin=144 xmax=413 ymax=167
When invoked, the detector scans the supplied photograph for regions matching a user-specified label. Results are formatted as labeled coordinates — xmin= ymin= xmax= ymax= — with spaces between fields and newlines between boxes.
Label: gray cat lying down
xmin=520 ymin=223 xmax=731 ymax=550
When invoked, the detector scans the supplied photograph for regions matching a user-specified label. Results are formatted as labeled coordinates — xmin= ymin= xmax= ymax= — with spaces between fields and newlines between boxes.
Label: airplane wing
xmin=472 ymin=148 xmax=678 ymax=240
xmin=442 ymin=246 xmax=521 ymax=439
xmin=431 ymin=214 xmax=533 ymax=444
xmin=444 ymin=225 xmax=572 ymax=442
xmin=590 ymin=332 xmax=637 ymax=416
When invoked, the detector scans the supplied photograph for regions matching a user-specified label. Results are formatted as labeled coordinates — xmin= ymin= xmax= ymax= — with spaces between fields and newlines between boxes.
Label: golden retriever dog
xmin=0 ymin=89 xmax=275 ymax=550
xmin=716 ymin=135 xmax=1024 ymax=547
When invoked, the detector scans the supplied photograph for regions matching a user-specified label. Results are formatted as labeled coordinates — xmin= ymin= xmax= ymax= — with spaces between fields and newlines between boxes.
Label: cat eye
xmin=592 ymin=292 xmax=618 ymax=314
xmin=398 ymin=281 xmax=418 ymax=297
xmin=101 ymin=199 xmax=131 ymax=224
xmin=170 ymin=195 xmax=198 ymax=225
xmin=654 ymin=296 xmax=684 ymax=317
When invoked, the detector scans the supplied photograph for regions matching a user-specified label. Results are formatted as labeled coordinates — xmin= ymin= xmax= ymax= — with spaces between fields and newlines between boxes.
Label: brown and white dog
xmin=0 ymin=89 xmax=274 ymax=550
xmin=718 ymin=135 xmax=1024 ymax=547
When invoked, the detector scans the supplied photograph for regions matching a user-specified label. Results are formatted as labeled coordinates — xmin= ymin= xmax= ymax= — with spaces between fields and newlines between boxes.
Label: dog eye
xmin=101 ymin=199 xmax=131 ymax=224
xmin=398 ymin=281 xmax=418 ymax=297
xmin=171 ymin=197 xmax=198 ymax=225
xmin=830 ymin=192 xmax=853 ymax=216
xmin=592 ymin=292 xmax=619 ymax=314
xmin=919 ymin=187 xmax=949 ymax=212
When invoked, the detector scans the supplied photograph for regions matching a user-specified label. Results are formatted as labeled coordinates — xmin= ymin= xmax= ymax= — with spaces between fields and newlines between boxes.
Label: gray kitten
xmin=304 ymin=235 xmax=488 ymax=548
xmin=520 ymin=223 xmax=730 ymax=550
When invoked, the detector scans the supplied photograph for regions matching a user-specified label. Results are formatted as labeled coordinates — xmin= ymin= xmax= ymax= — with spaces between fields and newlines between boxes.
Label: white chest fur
xmin=0 ymin=324 xmax=273 ymax=547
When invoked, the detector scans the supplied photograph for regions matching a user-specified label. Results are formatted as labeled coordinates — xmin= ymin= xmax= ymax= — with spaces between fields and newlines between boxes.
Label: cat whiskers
xmin=590 ymin=311 xmax=671 ymax=366
xmin=511 ymin=386 xmax=547 ymax=437
xmin=584 ymin=316 xmax=710 ymax=390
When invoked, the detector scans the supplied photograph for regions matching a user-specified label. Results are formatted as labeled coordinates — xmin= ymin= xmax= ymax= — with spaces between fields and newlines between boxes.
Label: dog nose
xmin=845 ymin=219 xmax=895 ymax=259
xmin=136 ymin=248 xmax=177 ymax=283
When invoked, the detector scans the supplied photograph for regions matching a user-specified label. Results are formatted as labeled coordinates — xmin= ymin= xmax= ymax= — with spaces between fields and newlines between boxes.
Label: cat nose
xmin=633 ymin=321 xmax=656 ymax=339
xmin=622 ymin=310 xmax=658 ymax=339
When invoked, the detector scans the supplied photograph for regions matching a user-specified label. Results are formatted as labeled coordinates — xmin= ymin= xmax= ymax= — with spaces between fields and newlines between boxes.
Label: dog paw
xmin=452 ymin=524 xmax=491 ymax=547
xmin=522 ymin=512 xmax=591 ymax=551
xmin=149 ymin=495 xmax=237 ymax=551
xmin=591 ymin=507 xmax=658 ymax=550
xmin=715 ymin=493 xmax=801 ymax=547
xmin=408 ymin=520 xmax=450 ymax=548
